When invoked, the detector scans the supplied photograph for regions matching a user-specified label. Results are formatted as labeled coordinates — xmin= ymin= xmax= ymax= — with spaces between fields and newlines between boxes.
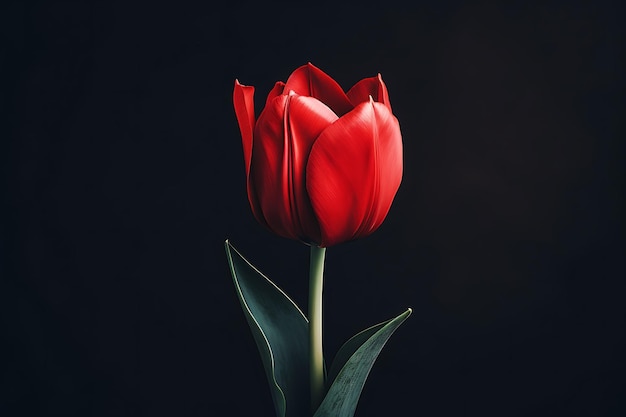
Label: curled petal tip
xmin=235 ymin=79 xmax=250 ymax=88
xmin=306 ymin=62 xmax=322 ymax=72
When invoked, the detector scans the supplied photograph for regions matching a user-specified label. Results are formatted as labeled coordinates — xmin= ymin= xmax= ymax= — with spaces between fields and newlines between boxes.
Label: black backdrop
xmin=2 ymin=1 xmax=624 ymax=416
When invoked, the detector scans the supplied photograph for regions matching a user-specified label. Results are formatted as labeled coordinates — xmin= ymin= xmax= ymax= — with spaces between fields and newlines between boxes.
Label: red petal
xmin=251 ymin=93 xmax=338 ymax=242
xmin=346 ymin=73 xmax=392 ymax=110
xmin=284 ymin=62 xmax=354 ymax=116
xmin=306 ymin=100 xmax=402 ymax=247
xmin=233 ymin=80 xmax=268 ymax=228
xmin=233 ymin=79 xmax=255 ymax=178
xmin=265 ymin=81 xmax=286 ymax=106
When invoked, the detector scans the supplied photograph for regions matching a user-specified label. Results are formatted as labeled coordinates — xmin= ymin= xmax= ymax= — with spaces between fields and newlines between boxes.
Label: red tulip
xmin=233 ymin=63 xmax=402 ymax=247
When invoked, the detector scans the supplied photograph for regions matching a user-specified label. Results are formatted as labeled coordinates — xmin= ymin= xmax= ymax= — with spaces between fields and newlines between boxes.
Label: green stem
xmin=309 ymin=245 xmax=326 ymax=413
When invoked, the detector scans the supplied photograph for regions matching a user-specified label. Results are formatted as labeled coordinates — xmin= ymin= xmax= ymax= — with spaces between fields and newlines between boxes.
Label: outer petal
xmin=306 ymin=100 xmax=402 ymax=247
xmin=284 ymin=62 xmax=354 ymax=116
xmin=233 ymin=80 xmax=256 ymax=177
xmin=233 ymin=80 xmax=269 ymax=227
xmin=251 ymin=93 xmax=338 ymax=243
xmin=346 ymin=73 xmax=392 ymax=110
xmin=265 ymin=81 xmax=286 ymax=106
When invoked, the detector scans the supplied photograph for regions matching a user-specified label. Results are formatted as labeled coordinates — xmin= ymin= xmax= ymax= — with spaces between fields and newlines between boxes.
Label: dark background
xmin=2 ymin=0 xmax=624 ymax=416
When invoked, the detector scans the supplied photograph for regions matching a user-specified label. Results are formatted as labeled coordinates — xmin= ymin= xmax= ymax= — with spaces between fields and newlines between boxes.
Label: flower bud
xmin=233 ymin=63 xmax=402 ymax=247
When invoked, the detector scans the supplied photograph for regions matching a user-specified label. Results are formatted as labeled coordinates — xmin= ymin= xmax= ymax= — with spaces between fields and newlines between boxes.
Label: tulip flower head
xmin=233 ymin=63 xmax=403 ymax=247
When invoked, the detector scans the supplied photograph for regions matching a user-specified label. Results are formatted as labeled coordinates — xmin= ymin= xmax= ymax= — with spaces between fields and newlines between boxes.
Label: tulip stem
xmin=309 ymin=245 xmax=326 ymax=413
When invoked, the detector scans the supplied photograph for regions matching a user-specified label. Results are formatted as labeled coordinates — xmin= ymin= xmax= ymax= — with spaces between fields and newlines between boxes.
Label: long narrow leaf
xmin=225 ymin=240 xmax=310 ymax=417
xmin=314 ymin=309 xmax=412 ymax=417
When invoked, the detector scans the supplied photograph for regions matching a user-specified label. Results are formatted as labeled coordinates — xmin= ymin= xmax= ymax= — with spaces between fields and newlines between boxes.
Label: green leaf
xmin=225 ymin=240 xmax=310 ymax=417
xmin=313 ymin=308 xmax=412 ymax=417
xmin=325 ymin=321 xmax=388 ymax=389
